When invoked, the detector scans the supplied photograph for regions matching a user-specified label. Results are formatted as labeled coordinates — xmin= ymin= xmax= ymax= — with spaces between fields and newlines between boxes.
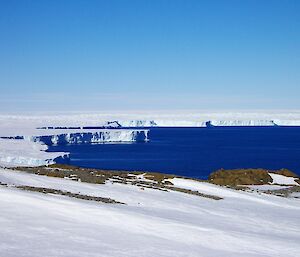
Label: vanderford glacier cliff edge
xmin=28 ymin=129 xmax=149 ymax=145
xmin=0 ymin=129 xmax=149 ymax=167
xmin=117 ymin=119 xmax=297 ymax=127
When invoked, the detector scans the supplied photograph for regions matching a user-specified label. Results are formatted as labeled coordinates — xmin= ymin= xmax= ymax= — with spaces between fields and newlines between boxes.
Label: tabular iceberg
xmin=208 ymin=120 xmax=276 ymax=127
xmin=117 ymin=119 xmax=278 ymax=127
xmin=118 ymin=120 xmax=158 ymax=127
xmin=0 ymin=129 xmax=149 ymax=167
xmin=29 ymin=129 xmax=149 ymax=146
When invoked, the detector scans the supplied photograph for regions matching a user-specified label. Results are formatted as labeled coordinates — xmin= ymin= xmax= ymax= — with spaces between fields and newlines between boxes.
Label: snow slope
xmin=268 ymin=173 xmax=299 ymax=185
xmin=0 ymin=168 xmax=299 ymax=257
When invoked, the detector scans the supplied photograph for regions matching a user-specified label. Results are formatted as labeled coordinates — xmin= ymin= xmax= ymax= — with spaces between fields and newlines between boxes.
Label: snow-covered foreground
xmin=0 ymin=168 xmax=299 ymax=257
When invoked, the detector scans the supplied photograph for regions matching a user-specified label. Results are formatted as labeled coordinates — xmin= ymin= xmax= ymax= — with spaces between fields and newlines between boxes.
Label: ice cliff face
xmin=0 ymin=129 xmax=148 ymax=167
xmin=209 ymin=120 xmax=276 ymax=127
xmin=118 ymin=120 xmax=207 ymax=127
xmin=117 ymin=119 xmax=279 ymax=127
xmin=273 ymin=120 xmax=300 ymax=126
xmin=29 ymin=130 xmax=149 ymax=146
xmin=118 ymin=120 xmax=157 ymax=127
xmin=116 ymin=119 xmax=260 ymax=127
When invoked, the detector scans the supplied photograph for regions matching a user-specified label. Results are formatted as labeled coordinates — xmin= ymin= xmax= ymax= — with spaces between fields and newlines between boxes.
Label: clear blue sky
xmin=0 ymin=0 xmax=299 ymax=112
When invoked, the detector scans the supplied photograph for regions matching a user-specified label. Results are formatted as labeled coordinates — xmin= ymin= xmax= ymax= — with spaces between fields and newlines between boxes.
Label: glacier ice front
xmin=116 ymin=119 xmax=279 ymax=127
xmin=208 ymin=120 xmax=276 ymax=127
xmin=29 ymin=129 xmax=149 ymax=146
xmin=0 ymin=129 xmax=149 ymax=167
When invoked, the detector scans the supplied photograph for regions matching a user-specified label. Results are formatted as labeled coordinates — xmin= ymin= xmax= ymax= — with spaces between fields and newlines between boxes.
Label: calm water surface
xmin=48 ymin=127 xmax=300 ymax=179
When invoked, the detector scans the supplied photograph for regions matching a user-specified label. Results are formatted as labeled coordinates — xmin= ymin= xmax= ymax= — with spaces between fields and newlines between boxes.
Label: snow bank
xmin=165 ymin=177 xmax=254 ymax=199
xmin=268 ymin=173 xmax=299 ymax=185
xmin=0 ymin=139 xmax=68 ymax=167
xmin=248 ymin=185 xmax=292 ymax=191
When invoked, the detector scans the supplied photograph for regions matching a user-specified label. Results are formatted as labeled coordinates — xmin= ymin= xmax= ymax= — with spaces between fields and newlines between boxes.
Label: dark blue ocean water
xmin=48 ymin=127 xmax=300 ymax=179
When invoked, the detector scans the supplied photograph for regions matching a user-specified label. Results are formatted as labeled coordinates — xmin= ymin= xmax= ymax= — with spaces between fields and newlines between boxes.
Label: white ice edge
xmin=0 ymin=111 xmax=300 ymax=167
xmin=0 ymin=139 xmax=68 ymax=167
xmin=0 ymin=129 xmax=149 ymax=167
xmin=2 ymin=112 xmax=300 ymax=138
xmin=27 ymin=129 xmax=149 ymax=145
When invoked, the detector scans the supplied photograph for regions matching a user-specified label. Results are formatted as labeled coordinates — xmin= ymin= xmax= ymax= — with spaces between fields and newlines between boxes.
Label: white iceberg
xmin=0 ymin=129 xmax=148 ymax=167
xmin=209 ymin=120 xmax=276 ymax=127
xmin=29 ymin=129 xmax=149 ymax=145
